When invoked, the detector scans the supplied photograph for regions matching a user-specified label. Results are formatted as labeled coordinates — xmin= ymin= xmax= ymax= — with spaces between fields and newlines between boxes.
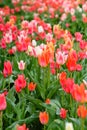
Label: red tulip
xmin=60 ymin=108 xmax=68 ymax=119
xmin=0 ymin=93 xmax=7 ymax=111
xmin=75 ymin=32 xmax=83 ymax=42
xmin=59 ymin=72 xmax=74 ymax=93
xmin=3 ymin=61 xmax=12 ymax=77
xmin=66 ymin=50 xmax=78 ymax=71
xmin=17 ymin=124 xmax=29 ymax=130
xmin=14 ymin=74 xmax=26 ymax=92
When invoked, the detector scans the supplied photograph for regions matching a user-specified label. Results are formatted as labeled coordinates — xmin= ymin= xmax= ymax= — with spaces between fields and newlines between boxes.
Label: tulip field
xmin=0 ymin=0 xmax=87 ymax=130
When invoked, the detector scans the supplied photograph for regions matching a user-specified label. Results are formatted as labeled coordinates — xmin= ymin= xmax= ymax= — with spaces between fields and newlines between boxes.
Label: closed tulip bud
xmin=60 ymin=108 xmax=67 ymax=119
xmin=39 ymin=111 xmax=49 ymax=125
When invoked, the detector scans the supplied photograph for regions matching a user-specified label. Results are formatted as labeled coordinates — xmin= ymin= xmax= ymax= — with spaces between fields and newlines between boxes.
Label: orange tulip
xmin=71 ymin=83 xmax=87 ymax=103
xmin=38 ymin=50 xmax=50 ymax=67
xmin=39 ymin=111 xmax=49 ymax=125
xmin=77 ymin=105 xmax=87 ymax=118
xmin=59 ymin=72 xmax=67 ymax=86
xmin=28 ymin=82 xmax=36 ymax=91
xmin=45 ymin=98 xmax=50 ymax=104
xmin=38 ymin=42 xmax=54 ymax=67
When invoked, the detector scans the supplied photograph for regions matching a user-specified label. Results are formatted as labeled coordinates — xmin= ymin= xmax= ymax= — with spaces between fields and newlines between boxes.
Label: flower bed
xmin=0 ymin=0 xmax=87 ymax=130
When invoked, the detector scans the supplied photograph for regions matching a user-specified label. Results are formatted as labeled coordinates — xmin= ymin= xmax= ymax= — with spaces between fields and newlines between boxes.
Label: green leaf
xmin=37 ymin=85 xmax=46 ymax=99
xmin=6 ymin=87 xmax=17 ymax=119
xmin=26 ymin=95 xmax=43 ymax=109
xmin=50 ymin=99 xmax=61 ymax=108
xmin=54 ymin=119 xmax=61 ymax=124
xmin=7 ymin=87 xmax=16 ymax=103
xmin=28 ymin=72 xmax=46 ymax=99
xmin=69 ymin=117 xmax=80 ymax=125
xmin=47 ymin=120 xmax=62 ymax=130
xmin=6 ymin=97 xmax=17 ymax=114
xmin=47 ymin=84 xmax=58 ymax=98
xmin=25 ymin=103 xmax=36 ymax=115
xmin=6 ymin=113 xmax=38 ymax=130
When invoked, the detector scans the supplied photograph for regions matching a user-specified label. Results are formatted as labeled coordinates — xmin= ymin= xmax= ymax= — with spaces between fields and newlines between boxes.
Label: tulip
xmin=65 ymin=122 xmax=74 ymax=130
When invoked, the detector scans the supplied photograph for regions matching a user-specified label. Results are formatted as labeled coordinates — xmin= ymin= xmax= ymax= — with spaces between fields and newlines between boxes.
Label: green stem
xmin=43 ymin=67 xmax=46 ymax=87
xmin=70 ymin=95 xmax=73 ymax=116
xmin=70 ymin=95 xmax=72 ymax=107
xmin=70 ymin=72 xmax=73 ymax=116
xmin=0 ymin=111 xmax=3 ymax=130
xmin=3 ymin=79 xmax=6 ymax=90
xmin=47 ymin=65 xmax=50 ymax=88
xmin=70 ymin=72 xmax=73 ymax=78
xmin=8 ymin=76 xmax=10 ymax=90
xmin=81 ymin=118 xmax=84 ymax=130
xmin=44 ymin=125 xmax=46 ymax=130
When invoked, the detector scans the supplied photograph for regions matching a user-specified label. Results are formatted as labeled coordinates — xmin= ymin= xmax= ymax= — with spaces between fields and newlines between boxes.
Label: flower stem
xmin=70 ymin=95 xmax=73 ymax=116
xmin=44 ymin=125 xmax=46 ymax=130
xmin=81 ymin=118 xmax=84 ymax=130
xmin=3 ymin=79 xmax=6 ymax=90
xmin=0 ymin=111 xmax=3 ymax=130
xmin=43 ymin=67 xmax=46 ymax=88
xmin=47 ymin=65 xmax=50 ymax=88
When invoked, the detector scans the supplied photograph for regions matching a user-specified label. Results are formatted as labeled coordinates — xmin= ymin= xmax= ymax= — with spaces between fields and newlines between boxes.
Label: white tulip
xmin=65 ymin=122 xmax=74 ymax=130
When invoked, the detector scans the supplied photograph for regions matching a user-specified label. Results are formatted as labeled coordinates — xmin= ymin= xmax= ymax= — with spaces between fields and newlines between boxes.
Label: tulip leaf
xmin=6 ymin=113 xmax=38 ymax=130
